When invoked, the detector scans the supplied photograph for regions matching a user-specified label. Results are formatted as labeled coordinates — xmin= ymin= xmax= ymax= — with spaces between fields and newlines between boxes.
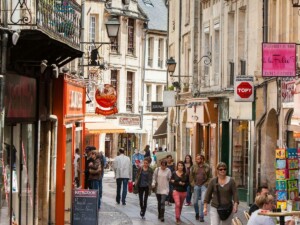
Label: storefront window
xmin=118 ymin=134 xmax=136 ymax=156
xmin=232 ymin=120 xmax=249 ymax=189
xmin=75 ymin=128 xmax=82 ymax=188
xmin=1 ymin=124 xmax=35 ymax=225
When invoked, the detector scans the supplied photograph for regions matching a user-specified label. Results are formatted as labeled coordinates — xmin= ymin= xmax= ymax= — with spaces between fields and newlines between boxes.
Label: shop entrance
xmin=64 ymin=127 xmax=72 ymax=224
xmin=0 ymin=124 xmax=35 ymax=225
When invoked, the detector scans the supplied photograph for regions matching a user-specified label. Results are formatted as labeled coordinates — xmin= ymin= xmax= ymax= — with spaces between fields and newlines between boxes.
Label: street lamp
xmin=105 ymin=17 xmax=120 ymax=39
xmin=292 ymin=0 xmax=300 ymax=7
xmin=166 ymin=57 xmax=177 ymax=75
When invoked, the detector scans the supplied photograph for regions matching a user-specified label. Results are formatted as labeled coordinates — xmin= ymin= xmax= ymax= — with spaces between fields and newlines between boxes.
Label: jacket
xmin=133 ymin=167 xmax=153 ymax=195
xmin=189 ymin=163 xmax=211 ymax=188
xmin=113 ymin=154 xmax=132 ymax=179
xmin=88 ymin=156 xmax=102 ymax=180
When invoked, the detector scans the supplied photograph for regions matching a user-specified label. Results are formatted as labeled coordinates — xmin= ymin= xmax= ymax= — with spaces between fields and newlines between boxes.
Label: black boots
xmin=160 ymin=209 xmax=165 ymax=222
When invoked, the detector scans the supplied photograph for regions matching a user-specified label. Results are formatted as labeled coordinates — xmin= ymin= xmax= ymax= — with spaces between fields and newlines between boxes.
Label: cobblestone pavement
xmin=100 ymin=170 xmax=249 ymax=225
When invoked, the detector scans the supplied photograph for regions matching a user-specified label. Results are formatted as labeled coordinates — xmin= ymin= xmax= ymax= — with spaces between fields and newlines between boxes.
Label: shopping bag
xmin=128 ymin=181 xmax=133 ymax=193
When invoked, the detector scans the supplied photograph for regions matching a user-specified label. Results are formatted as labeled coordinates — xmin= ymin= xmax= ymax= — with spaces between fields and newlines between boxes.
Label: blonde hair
xmin=255 ymin=194 xmax=274 ymax=208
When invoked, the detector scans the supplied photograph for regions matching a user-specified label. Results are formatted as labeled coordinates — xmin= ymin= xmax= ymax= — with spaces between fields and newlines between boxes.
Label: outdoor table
xmin=258 ymin=210 xmax=300 ymax=225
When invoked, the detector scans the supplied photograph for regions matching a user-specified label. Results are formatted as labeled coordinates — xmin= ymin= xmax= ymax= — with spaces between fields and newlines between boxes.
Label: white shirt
xmin=152 ymin=167 xmax=172 ymax=195
xmin=113 ymin=154 xmax=132 ymax=180
xmin=247 ymin=209 xmax=276 ymax=225
xmin=74 ymin=153 xmax=80 ymax=177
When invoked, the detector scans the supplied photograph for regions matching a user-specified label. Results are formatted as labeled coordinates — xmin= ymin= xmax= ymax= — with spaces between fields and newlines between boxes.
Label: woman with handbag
xmin=133 ymin=157 xmax=153 ymax=219
xmin=152 ymin=159 xmax=172 ymax=222
xmin=203 ymin=162 xmax=239 ymax=225
xmin=170 ymin=161 xmax=189 ymax=224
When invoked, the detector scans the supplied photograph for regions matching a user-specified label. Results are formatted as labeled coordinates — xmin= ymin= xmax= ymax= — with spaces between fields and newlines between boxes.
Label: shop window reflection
xmin=232 ymin=120 xmax=249 ymax=189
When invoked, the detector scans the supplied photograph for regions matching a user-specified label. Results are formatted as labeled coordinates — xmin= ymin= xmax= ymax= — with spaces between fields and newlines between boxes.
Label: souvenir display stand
xmin=275 ymin=148 xmax=299 ymax=210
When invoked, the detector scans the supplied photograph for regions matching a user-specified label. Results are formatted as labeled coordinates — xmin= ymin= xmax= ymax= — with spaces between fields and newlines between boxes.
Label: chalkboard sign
xmin=72 ymin=189 xmax=98 ymax=225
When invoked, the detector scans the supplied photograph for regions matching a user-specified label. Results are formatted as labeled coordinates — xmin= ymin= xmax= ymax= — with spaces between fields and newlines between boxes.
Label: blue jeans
xmin=116 ymin=178 xmax=129 ymax=204
xmin=193 ymin=185 xmax=207 ymax=218
xmin=186 ymin=185 xmax=192 ymax=203
xmin=91 ymin=180 xmax=101 ymax=209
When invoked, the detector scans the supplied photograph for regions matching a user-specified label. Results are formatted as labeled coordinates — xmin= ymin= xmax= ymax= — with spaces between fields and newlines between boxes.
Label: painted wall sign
xmin=262 ymin=43 xmax=296 ymax=77
xmin=95 ymin=84 xmax=118 ymax=116
xmin=234 ymin=76 xmax=254 ymax=102
xmin=119 ymin=117 xmax=140 ymax=126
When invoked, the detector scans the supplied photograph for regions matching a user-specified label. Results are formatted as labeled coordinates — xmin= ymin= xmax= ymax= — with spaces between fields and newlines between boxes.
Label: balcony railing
xmin=37 ymin=0 xmax=81 ymax=48
xmin=3 ymin=0 xmax=81 ymax=48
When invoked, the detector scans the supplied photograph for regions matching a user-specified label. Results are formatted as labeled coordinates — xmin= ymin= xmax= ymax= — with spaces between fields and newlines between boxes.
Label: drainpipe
xmin=48 ymin=115 xmax=58 ymax=225
xmin=255 ymin=0 xmax=268 ymax=189
xmin=140 ymin=24 xmax=147 ymax=150
xmin=176 ymin=0 xmax=182 ymax=153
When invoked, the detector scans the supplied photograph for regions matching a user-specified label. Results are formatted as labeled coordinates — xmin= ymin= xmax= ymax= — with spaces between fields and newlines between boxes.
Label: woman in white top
xmin=247 ymin=194 xmax=275 ymax=225
xmin=152 ymin=160 xmax=172 ymax=222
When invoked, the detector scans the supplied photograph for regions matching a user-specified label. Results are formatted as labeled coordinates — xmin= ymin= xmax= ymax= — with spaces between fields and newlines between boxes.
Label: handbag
xmin=128 ymin=181 xmax=133 ymax=193
xmin=216 ymin=178 xmax=233 ymax=221
xmin=152 ymin=168 xmax=159 ymax=193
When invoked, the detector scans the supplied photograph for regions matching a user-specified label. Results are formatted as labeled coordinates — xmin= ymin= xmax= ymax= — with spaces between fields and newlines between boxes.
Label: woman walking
xmin=203 ymin=162 xmax=239 ymax=225
xmin=152 ymin=160 xmax=172 ymax=222
xmin=184 ymin=155 xmax=193 ymax=206
xmin=170 ymin=161 xmax=189 ymax=224
xmin=133 ymin=157 xmax=153 ymax=219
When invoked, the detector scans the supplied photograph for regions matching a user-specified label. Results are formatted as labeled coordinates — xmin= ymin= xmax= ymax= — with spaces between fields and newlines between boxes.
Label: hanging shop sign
xmin=151 ymin=102 xmax=164 ymax=112
xmin=262 ymin=43 xmax=296 ymax=77
xmin=95 ymin=84 xmax=118 ymax=116
xmin=281 ymin=78 xmax=295 ymax=104
xmin=234 ymin=76 xmax=254 ymax=102
xmin=5 ymin=74 xmax=36 ymax=120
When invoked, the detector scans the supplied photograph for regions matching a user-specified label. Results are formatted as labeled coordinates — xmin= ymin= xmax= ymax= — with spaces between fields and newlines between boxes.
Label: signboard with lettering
xmin=65 ymin=80 xmax=85 ymax=116
xmin=262 ymin=43 xmax=296 ymax=77
xmin=5 ymin=74 xmax=36 ymax=121
xmin=119 ymin=117 xmax=140 ymax=126
xmin=151 ymin=102 xmax=164 ymax=112
xmin=234 ymin=76 xmax=254 ymax=102
xmin=72 ymin=189 xmax=98 ymax=225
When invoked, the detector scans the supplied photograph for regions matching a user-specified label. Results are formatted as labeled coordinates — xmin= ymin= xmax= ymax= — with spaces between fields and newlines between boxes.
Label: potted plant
xmin=168 ymin=85 xmax=175 ymax=91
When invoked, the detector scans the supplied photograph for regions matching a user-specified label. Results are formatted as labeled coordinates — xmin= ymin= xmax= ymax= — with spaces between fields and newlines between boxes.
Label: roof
xmin=153 ymin=117 xmax=167 ymax=139
xmin=138 ymin=0 xmax=167 ymax=32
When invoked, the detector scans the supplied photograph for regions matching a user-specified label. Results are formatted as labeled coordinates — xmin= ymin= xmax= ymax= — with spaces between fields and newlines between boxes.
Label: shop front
xmin=52 ymin=75 xmax=85 ymax=225
xmin=0 ymin=73 xmax=37 ymax=225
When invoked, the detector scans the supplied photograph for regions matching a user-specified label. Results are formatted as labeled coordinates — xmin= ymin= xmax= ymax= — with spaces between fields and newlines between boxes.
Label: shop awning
xmin=153 ymin=118 xmax=167 ymax=139
xmin=85 ymin=122 xmax=125 ymax=134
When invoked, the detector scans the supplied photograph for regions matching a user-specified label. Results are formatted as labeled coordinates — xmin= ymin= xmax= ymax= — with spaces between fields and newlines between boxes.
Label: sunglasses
xmin=218 ymin=168 xmax=227 ymax=171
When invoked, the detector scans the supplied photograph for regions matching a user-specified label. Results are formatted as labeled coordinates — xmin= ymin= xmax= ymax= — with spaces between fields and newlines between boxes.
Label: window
xmin=156 ymin=85 xmax=162 ymax=101
xmin=111 ymin=70 xmax=118 ymax=91
xmin=158 ymin=39 xmax=163 ymax=68
xmin=146 ymin=85 xmax=151 ymax=111
xmin=89 ymin=15 xmax=96 ymax=42
xmin=229 ymin=62 xmax=234 ymax=86
xmin=128 ymin=19 xmax=135 ymax=54
xmin=214 ymin=29 xmax=220 ymax=85
xmin=126 ymin=72 xmax=133 ymax=112
xmin=148 ymin=37 xmax=153 ymax=66
xmin=110 ymin=36 xmax=119 ymax=52
xmin=240 ymin=60 xmax=246 ymax=75
xmin=185 ymin=0 xmax=190 ymax=25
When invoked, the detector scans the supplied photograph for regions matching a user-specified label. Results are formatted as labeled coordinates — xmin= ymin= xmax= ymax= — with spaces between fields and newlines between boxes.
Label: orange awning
xmin=85 ymin=122 xmax=125 ymax=134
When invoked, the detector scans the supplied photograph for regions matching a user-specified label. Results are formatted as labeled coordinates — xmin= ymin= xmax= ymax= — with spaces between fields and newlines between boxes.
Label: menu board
xmin=72 ymin=189 xmax=98 ymax=225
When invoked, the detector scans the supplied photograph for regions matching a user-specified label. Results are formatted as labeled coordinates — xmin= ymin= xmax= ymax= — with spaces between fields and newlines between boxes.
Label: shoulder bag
xmin=152 ymin=168 xmax=159 ymax=193
xmin=216 ymin=177 xmax=233 ymax=221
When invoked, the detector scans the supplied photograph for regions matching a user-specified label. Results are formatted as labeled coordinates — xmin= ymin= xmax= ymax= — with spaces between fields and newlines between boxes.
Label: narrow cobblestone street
xmin=99 ymin=170 xmax=249 ymax=225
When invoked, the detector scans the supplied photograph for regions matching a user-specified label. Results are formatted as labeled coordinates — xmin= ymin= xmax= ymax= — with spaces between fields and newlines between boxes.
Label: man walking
xmin=189 ymin=154 xmax=211 ymax=222
xmin=113 ymin=148 xmax=132 ymax=205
